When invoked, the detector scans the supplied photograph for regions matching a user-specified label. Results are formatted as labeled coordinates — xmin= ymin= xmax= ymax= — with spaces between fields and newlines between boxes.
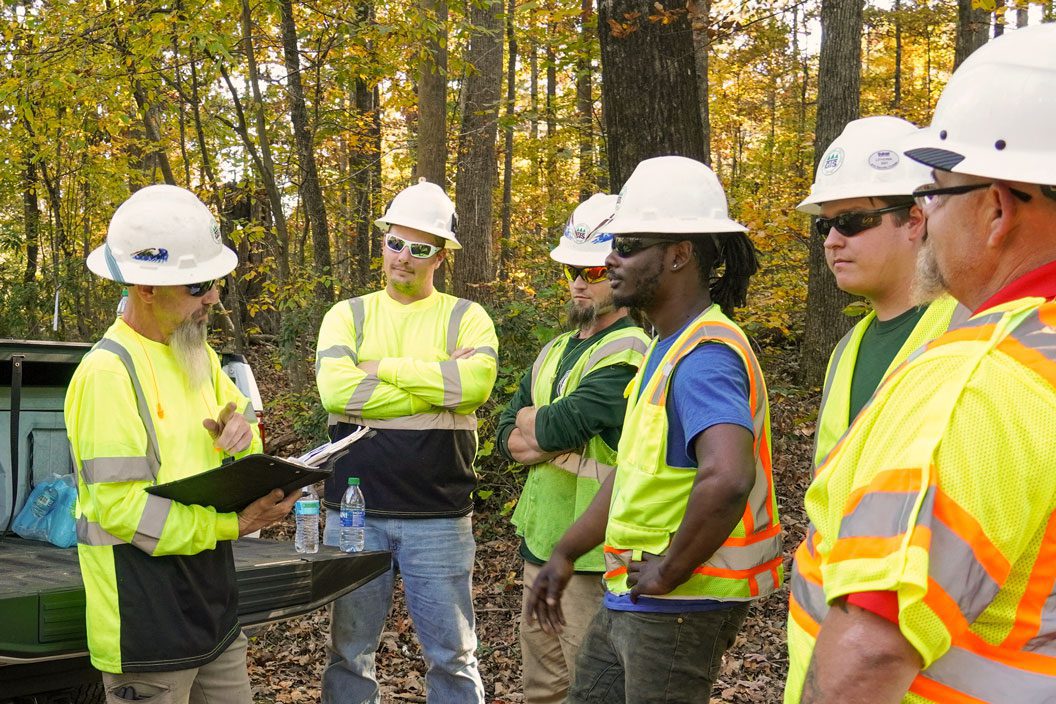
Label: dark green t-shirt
xmin=848 ymin=306 xmax=928 ymax=420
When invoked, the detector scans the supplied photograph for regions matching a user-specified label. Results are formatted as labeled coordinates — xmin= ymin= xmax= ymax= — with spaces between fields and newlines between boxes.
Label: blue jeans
xmin=321 ymin=512 xmax=484 ymax=704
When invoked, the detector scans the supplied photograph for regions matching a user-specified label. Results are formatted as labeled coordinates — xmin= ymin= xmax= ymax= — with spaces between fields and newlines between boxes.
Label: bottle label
xmin=32 ymin=489 xmax=57 ymax=518
xmin=295 ymin=500 xmax=320 ymax=516
xmin=340 ymin=509 xmax=365 ymax=528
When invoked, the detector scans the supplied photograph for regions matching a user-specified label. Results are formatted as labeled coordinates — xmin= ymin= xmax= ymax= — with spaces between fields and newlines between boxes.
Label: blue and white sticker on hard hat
xmin=821 ymin=147 xmax=844 ymax=176
xmin=868 ymin=150 xmax=900 ymax=170
xmin=572 ymin=223 xmax=590 ymax=244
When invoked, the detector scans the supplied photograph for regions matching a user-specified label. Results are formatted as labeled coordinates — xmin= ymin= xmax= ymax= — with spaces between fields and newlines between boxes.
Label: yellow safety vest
xmin=511 ymin=323 xmax=649 ymax=570
xmin=603 ymin=305 xmax=782 ymax=600
xmin=786 ymin=298 xmax=1056 ymax=703
xmin=813 ymin=296 xmax=962 ymax=471
xmin=66 ymin=319 xmax=260 ymax=673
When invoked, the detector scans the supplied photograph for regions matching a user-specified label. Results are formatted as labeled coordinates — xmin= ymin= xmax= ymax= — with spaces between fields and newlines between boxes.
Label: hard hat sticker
xmin=131 ymin=248 xmax=169 ymax=263
xmin=821 ymin=147 xmax=844 ymax=176
xmin=868 ymin=150 xmax=900 ymax=170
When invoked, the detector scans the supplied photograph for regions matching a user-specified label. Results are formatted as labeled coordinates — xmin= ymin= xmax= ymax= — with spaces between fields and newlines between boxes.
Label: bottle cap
xmin=348 ymin=477 xmax=360 ymax=486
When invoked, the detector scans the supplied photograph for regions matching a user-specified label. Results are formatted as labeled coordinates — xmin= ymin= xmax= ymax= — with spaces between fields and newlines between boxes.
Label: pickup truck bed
xmin=0 ymin=537 xmax=389 ymax=697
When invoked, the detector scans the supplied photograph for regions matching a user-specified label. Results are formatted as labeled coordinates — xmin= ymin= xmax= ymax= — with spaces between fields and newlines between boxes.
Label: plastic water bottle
xmin=294 ymin=486 xmax=320 ymax=554
xmin=31 ymin=484 xmax=59 ymax=518
xmin=116 ymin=288 xmax=128 ymax=315
xmin=339 ymin=477 xmax=366 ymax=553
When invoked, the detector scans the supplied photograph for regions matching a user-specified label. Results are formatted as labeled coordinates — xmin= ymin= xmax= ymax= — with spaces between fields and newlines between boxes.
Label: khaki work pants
xmin=520 ymin=561 xmax=605 ymax=704
xmin=101 ymin=631 xmax=252 ymax=704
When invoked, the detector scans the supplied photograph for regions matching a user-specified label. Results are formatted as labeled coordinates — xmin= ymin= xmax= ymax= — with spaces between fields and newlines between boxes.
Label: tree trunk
xmin=691 ymin=0 xmax=711 ymax=166
xmin=500 ymin=0 xmax=517 ymax=275
xmin=993 ymin=0 xmax=1005 ymax=37
xmin=416 ymin=0 xmax=448 ymax=185
xmin=453 ymin=0 xmax=503 ymax=296
xmin=893 ymin=0 xmax=902 ymax=109
xmin=1044 ymin=1 xmax=1054 ymax=23
xmin=576 ymin=0 xmax=595 ymax=197
xmin=130 ymin=83 xmax=177 ymax=186
xmin=1017 ymin=5 xmax=1028 ymax=27
xmin=22 ymin=159 xmax=39 ymax=285
xmin=238 ymin=0 xmax=290 ymax=284
xmin=353 ymin=75 xmax=379 ymax=291
xmin=954 ymin=0 xmax=989 ymax=69
xmin=279 ymin=0 xmax=333 ymax=304
xmin=798 ymin=0 xmax=864 ymax=387
xmin=598 ymin=0 xmax=705 ymax=190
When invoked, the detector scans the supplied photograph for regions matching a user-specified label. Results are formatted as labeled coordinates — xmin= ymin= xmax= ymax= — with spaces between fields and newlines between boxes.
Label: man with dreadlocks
xmin=525 ymin=156 xmax=781 ymax=703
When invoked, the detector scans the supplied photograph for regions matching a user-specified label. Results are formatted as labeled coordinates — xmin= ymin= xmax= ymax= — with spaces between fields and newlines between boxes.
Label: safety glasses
xmin=562 ymin=264 xmax=609 ymax=285
xmin=912 ymin=181 xmax=1032 ymax=212
xmin=611 ymin=237 xmax=671 ymax=258
xmin=185 ymin=280 xmax=217 ymax=297
xmin=385 ymin=233 xmax=443 ymax=259
xmin=813 ymin=204 xmax=910 ymax=238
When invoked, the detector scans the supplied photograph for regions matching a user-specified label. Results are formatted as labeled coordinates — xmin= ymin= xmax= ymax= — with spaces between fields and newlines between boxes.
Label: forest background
xmin=2 ymin=0 xmax=1051 ymax=700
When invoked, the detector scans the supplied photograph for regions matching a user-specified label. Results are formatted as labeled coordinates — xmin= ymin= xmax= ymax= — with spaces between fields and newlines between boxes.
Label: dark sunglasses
xmin=611 ymin=237 xmax=672 ymax=258
xmin=385 ymin=233 xmax=443 ymax=259
xmin=912 ymin=181 xmax=1032 ymax=211
xmin=813 ymin=204 xmax=910 ymax=238
xmin=185 ymin=279 xmax=217 ymax=297
xmin=563 ymin=264 xmax=608 ymax=285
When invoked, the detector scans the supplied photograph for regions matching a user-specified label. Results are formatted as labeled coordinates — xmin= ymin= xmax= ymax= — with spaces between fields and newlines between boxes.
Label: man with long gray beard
xmin=65 ymin=184 xmax=297 ymax=703
xmin=496 ymin=194 xmax=649 ymax=703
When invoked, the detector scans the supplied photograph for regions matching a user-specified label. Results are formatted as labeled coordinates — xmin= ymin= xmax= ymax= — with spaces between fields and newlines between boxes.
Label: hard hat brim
xmin=904 ymin=130 xmax=1056 ymax=186
xmin=86 ymin=244 xmax=238 ymax=286
xmin=549 ymin=243 xmax=610 ymax=267
xmin=605 ymin=215 xmax=748 ymax=235
xmin=796 ymin=181 xmax=925 ymax=215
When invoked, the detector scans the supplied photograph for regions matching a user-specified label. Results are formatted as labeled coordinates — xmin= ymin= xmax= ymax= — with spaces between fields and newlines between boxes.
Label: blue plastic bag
xmin=12 ymin=474 xmax=78 ymax=548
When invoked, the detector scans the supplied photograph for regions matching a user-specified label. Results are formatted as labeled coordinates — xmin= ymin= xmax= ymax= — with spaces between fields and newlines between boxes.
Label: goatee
xmin=170 ymin=317 xmax=212 ymax=388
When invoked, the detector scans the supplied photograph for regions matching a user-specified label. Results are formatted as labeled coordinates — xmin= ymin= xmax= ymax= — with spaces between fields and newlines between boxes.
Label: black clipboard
xmin=145 ymin=454 xmax=331 ymax=513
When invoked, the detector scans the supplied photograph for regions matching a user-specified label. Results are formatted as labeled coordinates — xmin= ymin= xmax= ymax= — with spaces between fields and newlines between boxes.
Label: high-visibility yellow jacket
xmin=812 ymin=296 xmax=961 ymax=472
xmin=511 ymin=323 xmax=649 ymax=571
xmin=603 ymin=305 xmax=782 ymax=600
xmin=786 ymin=297 xmax=1056 ymax=703
xmin=315 ymin=290 xmax=498 ymax=515
xmin=65 ymin=319 xmax=261 ymax=674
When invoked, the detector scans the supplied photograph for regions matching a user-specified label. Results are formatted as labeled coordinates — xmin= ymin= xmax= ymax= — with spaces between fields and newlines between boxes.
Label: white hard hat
xmin=797 ymin=116 xmax=932 ymax=215
xmin=87 ymin=184 xmax=236 ymax=285
xmin=904 ymin=24 xmax=1056 ymax=188
xmin=605 ymin=156 xmax=747 ymax=235
xmin=375 ymin=178 xmax=461 ymax=250
xmin=549 ymin=193 xmax=619 ymax=266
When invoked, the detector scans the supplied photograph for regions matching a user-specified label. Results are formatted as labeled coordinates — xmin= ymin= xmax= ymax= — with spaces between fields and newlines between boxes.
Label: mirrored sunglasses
xmin=562 ymin=264 xmax=609 ymax=285
xmin=611 ymin=237 xmax=671 ymax=258
xmin=385 ymin=233 xmax=443 ymax=259
xmin=185 ymin=279 xmax=217 ymax=297
xmin=813 ymin=203 xmax=910 ymax=238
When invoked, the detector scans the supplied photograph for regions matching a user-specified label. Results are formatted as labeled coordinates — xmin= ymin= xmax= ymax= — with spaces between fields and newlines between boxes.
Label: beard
xmin=912 ymin=236 xmax=949 ymax=305
xmin=566 ymin=291 xmax=616 ymax=329
xmin=170 ymin=316 xmax=212 ymax=388
xmin=612 ymin=257 xmax=664 ymax=310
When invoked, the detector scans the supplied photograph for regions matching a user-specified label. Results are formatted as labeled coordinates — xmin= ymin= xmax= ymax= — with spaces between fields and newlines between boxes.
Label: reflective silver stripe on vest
xmin=1007 ymin=308 xmax=1056 ymax=360
xmin=93 ymin=339 xmax=162 ymax=478
xmin=440 ymin=360 xmax=461 ymax=408
xmin=790 ymin=560 xmax=828 ymax=624
xmin=349 ymin=297 xmax=366 ymax=351
xmin=930 ymin=518 xmax=1001 ymax=624
xmin=447 ymin=298 xmax=473 ymax=355
xmin=130 ymin=494 xmax=173 ymax=555
xmin=81 ymin=456 xmax=155 ymax=485
xmin=582 ymin=336 xmax=649 ymax=374
xmin=550 ymin=452 xmax=615 ymax=483
xmin=316 ymin=344 xmax=358 ymax=374
xmin=840 ymin=486 xmax=935 ymax=539
xmin=475 ymin=346 xmax=498 ymax=359
xmin=77 ymin=516 xmax=125 ymax=546
xmin=813 ymin=327 xmax=855 ymax=465
xmin=921 ymin=645 xmax=1056 ymax=702
xmin=603 ymin=533 xmax=781 ymax=575
xmin=530 ymin=337 xmax=563 ymax=395
xmin=328 ymin=411 xmax=478 ymax=431
xmin=1027 ymin=592 xmax=1056 ymax=657
xmin=345 ymin=376 xmax=380 ymax=413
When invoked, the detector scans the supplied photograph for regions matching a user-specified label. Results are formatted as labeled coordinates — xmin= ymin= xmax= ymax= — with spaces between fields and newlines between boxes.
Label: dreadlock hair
xmin=691 ymin=233 xmax=760 ymax=318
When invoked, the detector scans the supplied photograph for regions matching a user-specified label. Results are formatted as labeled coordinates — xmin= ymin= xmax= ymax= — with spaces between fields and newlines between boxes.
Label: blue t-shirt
xmin=605 ymin=316 xmax=754 ymax=613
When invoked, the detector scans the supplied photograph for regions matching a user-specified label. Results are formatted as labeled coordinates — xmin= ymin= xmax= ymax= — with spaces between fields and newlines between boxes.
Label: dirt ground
xmin=246 ymin=344 xmax=818 ymax=703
